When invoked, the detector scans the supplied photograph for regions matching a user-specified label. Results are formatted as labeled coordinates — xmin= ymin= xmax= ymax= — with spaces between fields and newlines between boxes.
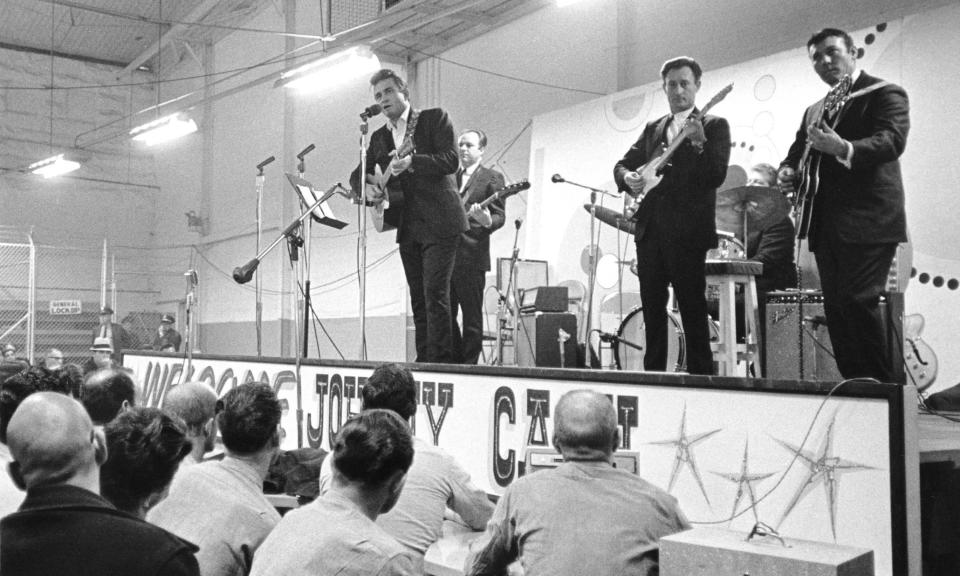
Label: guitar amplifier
xmin=516 ymin=312 xmax=578 ymax=368
xmin=519 ymin=286 xmax=568 ymax=313
xmin=764 ymin=291 xmax=903 ymax=383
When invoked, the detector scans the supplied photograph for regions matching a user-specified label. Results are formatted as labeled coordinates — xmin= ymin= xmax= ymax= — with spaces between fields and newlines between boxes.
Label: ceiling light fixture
xmin=130 ymin=113 xmax=198 ymax=146
xmin=28 ymin=154 xmax=81 ymax=178
xmin=274 ymin=45 xmax=381 ymax=92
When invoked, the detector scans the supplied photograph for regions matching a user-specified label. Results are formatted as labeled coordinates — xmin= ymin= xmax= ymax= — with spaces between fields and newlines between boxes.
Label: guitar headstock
xmin=700 ymin=83 xmax=734 ymax=115
xmin=498 ymin=179 xmax=531 ymax=199
xmin=824 ymin=74 xmax=853 ymax=116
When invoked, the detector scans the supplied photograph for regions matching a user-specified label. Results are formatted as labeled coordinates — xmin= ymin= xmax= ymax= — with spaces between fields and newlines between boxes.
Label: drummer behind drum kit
xmin=586 ymin=184 xmax=789 ymax=372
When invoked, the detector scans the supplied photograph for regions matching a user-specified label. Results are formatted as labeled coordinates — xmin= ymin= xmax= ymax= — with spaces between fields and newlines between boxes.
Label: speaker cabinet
xmin=516 ymin=312 xmax=578 ymax=368
xmin=764 ymin=291 xmax=903 ymax=383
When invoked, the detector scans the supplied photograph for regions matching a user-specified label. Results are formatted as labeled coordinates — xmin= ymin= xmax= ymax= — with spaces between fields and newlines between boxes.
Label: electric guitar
xmin=793 ymin=74 xmax=853 ymax=239
xmin=624 ymin=83 xmax=733 ymax=213
xmin=903 ymin=313 xmax=938 ymax=391
xmin=368 ymin=138 xmax=415 ymax=233
xmin=468 ymin=179 xmax=530 ymax=216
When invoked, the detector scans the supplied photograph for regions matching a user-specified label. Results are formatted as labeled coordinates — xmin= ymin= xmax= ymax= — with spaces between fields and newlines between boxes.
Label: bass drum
xmin=614 ymin=306 xmax=685 ymax=372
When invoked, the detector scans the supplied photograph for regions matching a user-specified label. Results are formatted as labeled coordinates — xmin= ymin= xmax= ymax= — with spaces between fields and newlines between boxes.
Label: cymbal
xmin=715 ymin=185 xmax=791 ymax=236
xmin=584 ymin=204 xmax=636 ymax=235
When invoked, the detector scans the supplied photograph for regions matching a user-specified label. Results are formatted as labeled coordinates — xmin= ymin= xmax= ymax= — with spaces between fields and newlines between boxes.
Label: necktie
xmin=667 ymin=115 xmax=680 ymax=143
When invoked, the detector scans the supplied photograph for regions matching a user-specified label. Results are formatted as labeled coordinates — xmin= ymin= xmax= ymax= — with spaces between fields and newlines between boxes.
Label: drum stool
xmin=705 ymin=259 xmax=763 ymax=376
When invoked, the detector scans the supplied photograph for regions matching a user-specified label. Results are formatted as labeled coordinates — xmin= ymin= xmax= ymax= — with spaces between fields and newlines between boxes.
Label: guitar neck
xmin=652 ymin=83 xmax=731 ymax=171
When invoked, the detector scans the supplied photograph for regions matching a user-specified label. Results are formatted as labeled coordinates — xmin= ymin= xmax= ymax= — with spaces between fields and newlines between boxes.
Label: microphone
xmin=514 ymin=218 xmax=523 ymax=229
xmin=551 ymin=174 xmax=565 ymax=183
xmin=232 ymin=258 xmax=261 ymax=284
xmin=256 ymin=156 xmax=275 ymax=171
xmin=296 ymin=144 xmax=315 ymax=160
xmin=597 ymin=331 xmax=619 ymax=343
xmin=184 ymin=269 xmax=198 ymax=288
xmin=360 ymin=104 xmax=382 ymax=119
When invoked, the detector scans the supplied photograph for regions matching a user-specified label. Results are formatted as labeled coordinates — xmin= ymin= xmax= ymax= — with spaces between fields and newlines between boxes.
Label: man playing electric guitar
xmin=778 ymin=28 xmax=909 ymax=382
xmin=350 ymin=69 xmax=468 ymax=363
xmin=613 ymin=56 xmax=731 ymax=375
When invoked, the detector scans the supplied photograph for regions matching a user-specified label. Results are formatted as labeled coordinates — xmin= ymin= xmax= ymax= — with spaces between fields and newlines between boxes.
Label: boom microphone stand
xmin=254 ymin=155 xmax=275 ymax=358
xmin=296 ymin=144 xmax=315 ymax=359
xmin=492 ymin=218 xmax=524 ymax=366
xmin=551 ymin=174 xmax=619 ymax=366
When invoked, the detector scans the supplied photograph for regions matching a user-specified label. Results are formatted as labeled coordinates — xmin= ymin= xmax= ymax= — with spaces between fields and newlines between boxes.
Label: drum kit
xmin=585 ymin=185 xmax=789 ymax=371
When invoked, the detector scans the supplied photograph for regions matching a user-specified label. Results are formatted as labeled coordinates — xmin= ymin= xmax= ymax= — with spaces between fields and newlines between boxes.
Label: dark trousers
xmin=814 ymin=226 xmax=897 ymax=381
xmin=636 ymin=236 xmax=713 ymax=375
xmin=450 ymin=266 xmax=487 ymax=364
xmin=399 ymin=235 xmax=461 ymax=363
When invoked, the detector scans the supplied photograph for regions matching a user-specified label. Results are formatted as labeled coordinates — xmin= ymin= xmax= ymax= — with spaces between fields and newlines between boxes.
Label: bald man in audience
xmin=161 ymin=382 xmax=218 ymax=465
xmin=150 ymin=383 xmax=282 ymax=576
xmin=82 ymin=368 xmax=137 ymax=425
xmin=318 ymin=363 xmax=493 ymax=568
xmin=251 ymin=409 xmax=416 ymax=576
xmin=0 ymin=393 xmax=200 ymax=576
xmin=465 ymin=390 xmax=690 ymax=576
xmin=100 ymin=407 xmax=192 ymax=518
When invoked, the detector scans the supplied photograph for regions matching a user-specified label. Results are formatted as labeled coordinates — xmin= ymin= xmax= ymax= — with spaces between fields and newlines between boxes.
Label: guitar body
xmin=903 ymin=313 xmax=938 ymax=390
xmin=629 ymin=147 xmax=666 ymax=203
xmin=794 ymin=151 xmax=822 ymax=239
xmin=368 ymin=139 xmax=415 ymax=233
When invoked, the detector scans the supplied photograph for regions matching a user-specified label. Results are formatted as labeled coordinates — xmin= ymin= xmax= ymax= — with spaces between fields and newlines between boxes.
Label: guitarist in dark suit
xmin=351 ymin=69 xmax=469 ymax=363
xmin=451 ymin=129 xmax=506 ymax=364
xmin=613 ymin=56 xmax=731 ymax=375
xmin=778 ymin=28 xmax=909 ymax=382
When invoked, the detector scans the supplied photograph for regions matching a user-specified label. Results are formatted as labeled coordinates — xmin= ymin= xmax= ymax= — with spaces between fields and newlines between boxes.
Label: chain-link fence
xmin=0 ymin=237 xmax=35 ymax=364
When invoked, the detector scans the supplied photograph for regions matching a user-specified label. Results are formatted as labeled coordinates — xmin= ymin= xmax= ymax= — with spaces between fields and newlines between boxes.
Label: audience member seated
xmin=44 ymin=348 xmax=65 ymax=371
xmin=251 ymin=409 xmax=416 ymax=576
xmin=82 ymin=367 xmax=136 ymax=425
xmin=0 ymin=367 xmax=74 ymax=517
xmin=0 ymin=344 xmax=29 ymax=378
xmin=99 ymin=407 xmax=192 ymax=518
xmin=159 ymin=381 xmax=218 ymax=465
xmin=154 ymin=314 xmax=183 ymax=352
xmin=150 ymin=383 xmax=282 ymax=576
xmin=464 ymin=390 xmax=690 ymax=576
xmin=318 ymin=363 xmax=494 ymax=565
xmin=57 ymin=363 xmax=84 ymax=398
xmin=0 ymin=393 xmax=200 ymax=575
xmin=82 ymin=337 xmax=116 ymax=375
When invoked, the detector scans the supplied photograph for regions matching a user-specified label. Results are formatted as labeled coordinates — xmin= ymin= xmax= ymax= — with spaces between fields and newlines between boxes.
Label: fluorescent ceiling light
xmin=28 ymin=154 xmax=81 ymax=178
xmin=275 ymin=45 xmax=380 ymax=92
xmin=130 ymin=113 xmax=198 ymax=146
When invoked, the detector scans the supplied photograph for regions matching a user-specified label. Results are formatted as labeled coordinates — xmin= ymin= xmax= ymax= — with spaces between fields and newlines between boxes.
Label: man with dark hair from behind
xmin=465 ymin=390 xmax=689 ymax=576
xmin=100 ymin=407 xmax=192 ymax=518
xmin=1 ymin=393 xmax=200 ymax=576
xmin=318 ymin=363 xmax=493 ymax=568
xmin=252 ymin=409 xmax=416 ymax=576
xmin=82 ymin=368 xmax=136 ymax=425
xmin=149 ymin=383 xmax=282 ymax=576
xmin=0 ymin=367 xmax=75 ymax=517
xmin=159 ymin=381 xmax=219 ymax=465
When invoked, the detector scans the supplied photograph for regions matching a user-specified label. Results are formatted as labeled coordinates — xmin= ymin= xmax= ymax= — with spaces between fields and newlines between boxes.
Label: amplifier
xmin=661 ymin=527 xmax=874 ymax=576
xmin=516 ymin=312 xmax=578 ymax=368
xmin=763 ymin=291 xmax=903 ymax=383
xmin=519 ymin=286 xmax=568 ymax=313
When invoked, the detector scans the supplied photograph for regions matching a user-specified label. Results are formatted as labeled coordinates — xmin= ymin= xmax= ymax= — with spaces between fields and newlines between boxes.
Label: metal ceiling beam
xmin=120 ymin=0 xmax=222 ymax=76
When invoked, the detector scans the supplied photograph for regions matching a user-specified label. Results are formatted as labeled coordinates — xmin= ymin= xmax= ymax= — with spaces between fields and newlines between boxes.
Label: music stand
xmin=285 ymin=173 xmax=349 ymax=230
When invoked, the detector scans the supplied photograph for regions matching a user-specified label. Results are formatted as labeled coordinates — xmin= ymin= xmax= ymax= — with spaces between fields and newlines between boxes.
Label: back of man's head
xmin=552 ymin=390 xmax=619 ymax=461
xmin=82 ymin=369 xmax=136 ymax=425
xmin=7 ymin=392 xmax=104 ymax=490
xmin=361 ymin=363 xmax=417 ymax=421
xmin=163 ymin=382 xmax=217 ymax=436
xmin=100 ymin=407 xmax=190 ymax=515
xmin=216 ymin=383 xmax=281 ymax=456
xmin=332 ymin=409 xmax=414 ymax=488
xmin=1 ymin=367 xmax=73 ymax=444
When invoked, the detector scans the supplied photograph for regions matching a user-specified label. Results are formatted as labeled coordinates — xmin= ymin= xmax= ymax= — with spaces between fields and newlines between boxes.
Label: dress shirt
xmin=668 ymin=108 xmax=695 ymax=143
xmin=389 ymin=104 xmax=412 ymax=150
xmin=459 ymin=163 xmax=479 ymax=196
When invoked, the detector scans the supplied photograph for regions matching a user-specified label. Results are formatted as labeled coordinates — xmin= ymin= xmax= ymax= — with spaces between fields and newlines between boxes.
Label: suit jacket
xmin=91 ymin=322 xmax=135 ymax=353
xmin=781 ymin=71 xmax=909 ymax=250
xmin=1 ymin=484 xmax=200 ymax=576
xmin=351 ymin=107 xmax=469 ymax=243
xmin=456 ymin=164 xmax=506 ymax=272
xmin=614 ymin=111 xmax=731 ymax=251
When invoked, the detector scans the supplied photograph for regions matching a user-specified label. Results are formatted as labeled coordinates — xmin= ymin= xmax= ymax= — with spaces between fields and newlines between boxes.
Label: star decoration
xmin=648 ymin=404 xmax=722 ymax=506
xmin=772 ymin=411 xmax=877 ymax=540
xmin=711 ymin=437 xmax=775 ymax=525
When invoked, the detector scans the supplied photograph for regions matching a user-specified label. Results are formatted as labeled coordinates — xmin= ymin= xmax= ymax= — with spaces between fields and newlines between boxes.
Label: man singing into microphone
xmin=613 ymin=56 xmax=730 ymax=374
xmin=450 ymin=129 xmax=506 ymax=364
xmin=351 ymin=69 xmax=468 ymax=363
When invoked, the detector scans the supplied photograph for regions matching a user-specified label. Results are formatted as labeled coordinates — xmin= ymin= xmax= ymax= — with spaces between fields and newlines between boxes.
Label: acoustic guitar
xmin=368 ymin=138 xmax=415 ymax=233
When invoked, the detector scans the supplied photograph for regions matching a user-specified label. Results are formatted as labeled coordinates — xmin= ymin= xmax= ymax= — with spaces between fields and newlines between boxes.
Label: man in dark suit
xmin=352 ymin=69 xmax=468 ymax=363
xmin=778 ymin=28 xmax=908 ymax=382
xmin=1 ymin=392 xmax=199 ymax=576
xmin=451 ymin=129 xmax=506 ymax=364
xmin=613 ymin=56 xmax=731 ymax=375
xmin=92 ymin=306 xmax=134 ymax=363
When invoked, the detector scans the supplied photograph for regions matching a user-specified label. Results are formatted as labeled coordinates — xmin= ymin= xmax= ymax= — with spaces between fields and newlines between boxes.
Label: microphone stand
xmin=553 ymin=175 xmax=618 ymax=367
xmin=356 ymin=114 xmax=372 ymax=361
xmin=183 ymin=270 xmax=197 ymax=380
xmin=254 ymin=156 xmax=275 ymax=358
xmin=292 ymin=144 xmax=314 ymax=449
xmin=493 ymin=219 xmax=524 ymax=366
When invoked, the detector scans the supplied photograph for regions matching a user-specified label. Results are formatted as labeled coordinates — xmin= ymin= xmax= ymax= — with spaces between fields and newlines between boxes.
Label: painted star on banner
xmin=772 ymin=412 xmax=876 ymax=540
xmin=711 ymin=437 xmax=776 ymax=525
xmin=648 ymin=404 xmax=722 ymax=507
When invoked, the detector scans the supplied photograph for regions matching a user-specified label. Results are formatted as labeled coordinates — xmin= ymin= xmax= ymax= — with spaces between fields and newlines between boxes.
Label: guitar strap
xmin=831 ymin=80 xmax=891 ymax=126
xmin=401 ymin=109 xmax=421 ymax=150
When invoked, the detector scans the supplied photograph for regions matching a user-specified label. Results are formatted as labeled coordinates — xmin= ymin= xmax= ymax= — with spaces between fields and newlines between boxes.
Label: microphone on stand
xmin=296 ymin=144 xmax=315 ymax=160
xmin=515 ymin=218 xmax=523 ymax=229
xmin=551 ymin=174 xmax=565 ymax=183
xmin=360 ymin=104 xmax=382 ymax=120
xmin=256 ymin=156 xmax=275 ymax=171
xmin=233 ymin=258 xmax=261 ymax=285
xmin=596 ymin=331 xmax=619 ymax=343
xmin=184 ymin=269 xmax=198 ymax=288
